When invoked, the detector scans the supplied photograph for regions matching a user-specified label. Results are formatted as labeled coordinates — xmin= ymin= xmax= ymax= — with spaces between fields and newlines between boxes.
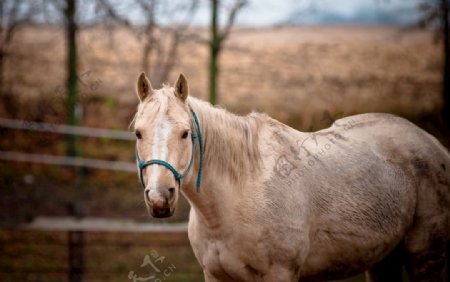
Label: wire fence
xmin=0 ymin=150 xmax=136 ymax=172
xmin=0 ymin=118 xmax=135 ymax=140
xmin=0 ymin=118 xmax=197 ymax=282
xmin=0 ymin=228 xmax=202 ymax=282
xmin=19 ymin=216 xmax=188 ymax=233
xmin=0 ymin=118 xmax=136 ymax=171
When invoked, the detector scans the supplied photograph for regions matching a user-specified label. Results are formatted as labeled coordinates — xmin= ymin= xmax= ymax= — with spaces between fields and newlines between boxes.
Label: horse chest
xmin=192 ymin=231 xmax=273 ymax=281
xmin=201 ymin=241 xmax=251 ymax=279
xmin=203 ymin=242 xmax=230 ymax=270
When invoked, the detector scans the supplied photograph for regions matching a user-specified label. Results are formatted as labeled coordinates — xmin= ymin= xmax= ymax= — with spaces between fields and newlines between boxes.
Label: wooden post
xmin=68 ymin=202 xmax=84 ymax=282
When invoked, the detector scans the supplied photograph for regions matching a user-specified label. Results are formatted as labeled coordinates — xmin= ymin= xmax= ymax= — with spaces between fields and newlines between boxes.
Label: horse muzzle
xmin=151 ymin=207 xmax=175 ymax=218
xmin=145 ymin=187 xmax=177 ymax=218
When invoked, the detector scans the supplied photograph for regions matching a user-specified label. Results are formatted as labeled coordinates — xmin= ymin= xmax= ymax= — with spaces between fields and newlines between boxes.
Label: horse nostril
xmin=168 ymin=187 xmax=175 ymax=200
xmin=144 ymin=189 xmax=151 ymax=202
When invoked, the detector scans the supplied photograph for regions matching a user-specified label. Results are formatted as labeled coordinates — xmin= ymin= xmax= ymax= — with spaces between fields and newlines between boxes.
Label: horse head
xmin=133 ymin=72 xmax=196 ymax=218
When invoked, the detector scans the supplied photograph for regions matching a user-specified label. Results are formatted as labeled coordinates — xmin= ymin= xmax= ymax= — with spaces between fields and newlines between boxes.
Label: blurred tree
xmin=41 ymin=0 xmax=82 ymax=156
xmin=418 ymin=0 xmax=450 ymax=127
xmin=136 ymin=0 xmax=198 ymax=86
xmin=98 ymin=0 xmax=198 ymax=87
xmin=209 ymin=0 xmax=247 ymax=105
xmin=0 ymin=0 xmax=39 ymax=94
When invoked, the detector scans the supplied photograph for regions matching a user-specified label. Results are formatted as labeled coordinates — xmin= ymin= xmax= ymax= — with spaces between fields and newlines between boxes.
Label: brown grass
xmin=3 ymin=25 xmax=442 ymax=130
xmin=0 ymin=229 xmax=203 ymax=282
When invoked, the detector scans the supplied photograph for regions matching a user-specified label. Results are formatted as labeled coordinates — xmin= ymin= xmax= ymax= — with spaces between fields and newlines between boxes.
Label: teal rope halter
xmin=135 ymin=110 xmax=204 ymax=191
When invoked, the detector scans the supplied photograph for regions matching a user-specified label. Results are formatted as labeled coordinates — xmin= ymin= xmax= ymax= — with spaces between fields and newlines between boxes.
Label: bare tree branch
xmin=136 ymin=0 xmax=199 ymax=85
xmin=96 ymin=0 xmax=132 ymax=27
xmin=1 ymin=0 xmax=36 ymax=49
xmin=0 ymin=0 xmax=44 ymax=93
xmin=219 ymin=0 xmax=247 ymax=42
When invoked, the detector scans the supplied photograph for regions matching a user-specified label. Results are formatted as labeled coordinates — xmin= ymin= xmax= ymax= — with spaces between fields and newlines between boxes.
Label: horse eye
xmin=181 ymin=130 xmax=189 ymax=139
xmin=135 ymin=131 xmax=142 ymax=139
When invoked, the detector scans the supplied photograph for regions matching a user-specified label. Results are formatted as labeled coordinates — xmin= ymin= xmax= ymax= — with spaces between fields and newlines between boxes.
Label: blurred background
xmin=0 ymin=0 xmax=448 ymax=281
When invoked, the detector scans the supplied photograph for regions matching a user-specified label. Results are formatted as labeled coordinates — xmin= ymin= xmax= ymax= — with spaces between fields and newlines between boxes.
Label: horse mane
xmin=132 ymin=85 xmax=265 ymax=186
xmin=188 ymin=97 xmax=264 ymax=185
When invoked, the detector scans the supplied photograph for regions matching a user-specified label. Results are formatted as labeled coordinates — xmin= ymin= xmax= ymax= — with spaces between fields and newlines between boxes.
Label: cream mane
xmin=132 ymin=84 xmax=266 ymax=186
xmin=187 ymin=97 xmax=265 ymax=185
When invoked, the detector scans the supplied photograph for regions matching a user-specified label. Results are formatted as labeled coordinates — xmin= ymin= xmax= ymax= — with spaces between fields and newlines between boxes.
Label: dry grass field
xmin=2 ymin=25 xmax=442 ymax=129
xmin=221 ymin=26 xmax=442 ymax=128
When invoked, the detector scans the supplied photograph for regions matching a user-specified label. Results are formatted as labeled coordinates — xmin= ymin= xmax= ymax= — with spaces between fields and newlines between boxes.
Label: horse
xmin=132 ymin=72 xmax=450 ymax=282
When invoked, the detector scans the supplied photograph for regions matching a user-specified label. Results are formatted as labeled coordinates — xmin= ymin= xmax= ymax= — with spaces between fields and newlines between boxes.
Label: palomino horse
xmin=132 ymin=72 xmax=450 ymax=282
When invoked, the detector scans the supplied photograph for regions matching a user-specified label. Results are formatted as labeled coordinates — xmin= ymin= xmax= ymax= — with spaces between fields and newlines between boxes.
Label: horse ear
xmin=136 ymin=72 xmax=153 ymax=102
xmin=174 ymin=73 xmax=189 ymax=101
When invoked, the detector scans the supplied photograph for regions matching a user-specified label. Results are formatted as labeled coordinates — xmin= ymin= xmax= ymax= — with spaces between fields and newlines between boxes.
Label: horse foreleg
xmin=365 ymin=242 xmax=404 ymax=282
xmin=263 ymin=264 xmax=298 ymax=282
xmin=203 ymin=270 xmax=223 ymax=282
xmin=403 ymin=214 xmax=448 ymax=281
xmin=404 ymin=176 xmax=450 ymax=282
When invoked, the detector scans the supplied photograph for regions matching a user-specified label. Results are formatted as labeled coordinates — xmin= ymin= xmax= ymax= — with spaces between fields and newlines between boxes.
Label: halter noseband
xmin=135 ymin=110 xmax=204 ymax=191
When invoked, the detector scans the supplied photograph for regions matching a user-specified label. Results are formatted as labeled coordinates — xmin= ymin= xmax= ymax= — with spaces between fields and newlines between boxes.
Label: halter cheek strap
xmin=135 ymin=110 xmax=204 ymax=191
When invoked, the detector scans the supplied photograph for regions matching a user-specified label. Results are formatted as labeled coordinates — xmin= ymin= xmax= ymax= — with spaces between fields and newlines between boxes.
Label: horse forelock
xmin=134 ymin=86 xmax=191 ymax=128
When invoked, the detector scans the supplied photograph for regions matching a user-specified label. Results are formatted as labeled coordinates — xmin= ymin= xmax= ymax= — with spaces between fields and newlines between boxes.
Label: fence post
xmin=68 ymin=202 xmax=84 ymax=282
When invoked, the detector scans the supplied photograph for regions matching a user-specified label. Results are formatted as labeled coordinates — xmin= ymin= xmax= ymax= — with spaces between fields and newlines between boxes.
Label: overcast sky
xmin=190 ymin=0 xmax=421 ymax=26
xmin=67 ymin=0 xmax=421 ymax=27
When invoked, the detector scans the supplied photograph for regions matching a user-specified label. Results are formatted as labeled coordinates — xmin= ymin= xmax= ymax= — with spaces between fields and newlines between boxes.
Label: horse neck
xmin=182 ymin=97 xmax=263 ymax=229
